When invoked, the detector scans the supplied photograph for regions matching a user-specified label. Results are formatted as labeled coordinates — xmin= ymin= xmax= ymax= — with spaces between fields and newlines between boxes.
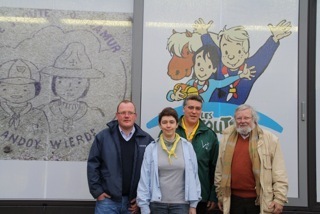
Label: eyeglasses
xmin=235 ymin=117 xmax=252 ymax=122
xmin=117 ymin=111 xmax=136 ymax=116
xmin=186 ymin=105 xmax=202 ymax=111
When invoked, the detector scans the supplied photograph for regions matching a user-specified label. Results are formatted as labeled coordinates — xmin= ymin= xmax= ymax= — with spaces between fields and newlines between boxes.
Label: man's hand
xmin=269 ymin=201 xmax=283 ymax=214
xmin=128 ymin=198 xmax=139 ymax=214
xmin=96 ymin=193 xmax=111 ymax=201
xmin=218 ymin=201 xmax=223 ymax=212
xmin=193 ymin=18 xmax=213 ymax=35
xmin=268 ymin=19 xmax=292 ymax=43
xmin=207 ymin=201 xmax=216 ymax=211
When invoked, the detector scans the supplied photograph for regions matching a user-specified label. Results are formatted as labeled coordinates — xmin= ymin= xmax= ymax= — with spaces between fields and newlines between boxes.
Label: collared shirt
xmin=119 ymin=126 xmax=136 ymax=141
xmin=241 ymin=134 xmax=250 ymax=139
xmin=181 ymin=116 xmax=199 ymax=142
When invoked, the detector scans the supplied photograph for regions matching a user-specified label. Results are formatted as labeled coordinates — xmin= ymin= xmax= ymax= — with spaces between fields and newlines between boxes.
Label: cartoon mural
xmin=0 ymin=8 xmax=132 ymax=161
xmin=0 ymin=59 xmax=49 ymax=160
xmin=197 ymin=19 xmax=292 ymax=104
xmin=141 ymin=0 xmax=298 ymax=199
xmin=166 ymin=18 xmax=292 ymax=105
xmin=40 ymin=42 xmax=106 ymax=160
xmin=166 ymin=44 xmax=255 ymax=102
xmin=148 ymin=18 xmax=293 ymax=134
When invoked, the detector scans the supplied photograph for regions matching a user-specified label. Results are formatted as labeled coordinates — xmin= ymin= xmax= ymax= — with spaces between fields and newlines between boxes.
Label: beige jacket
xmin=215 ymin=126 xmax=288 ymax=214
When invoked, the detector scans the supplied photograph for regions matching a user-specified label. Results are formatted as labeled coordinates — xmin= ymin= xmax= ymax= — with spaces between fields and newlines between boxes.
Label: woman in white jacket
xmin=137 ymin=107 xmax=201 ymax=214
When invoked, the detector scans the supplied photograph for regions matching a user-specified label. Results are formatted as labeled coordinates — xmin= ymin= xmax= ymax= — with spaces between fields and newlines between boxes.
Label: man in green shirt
xmin=176 ymin=95 xmax=219 ymax=214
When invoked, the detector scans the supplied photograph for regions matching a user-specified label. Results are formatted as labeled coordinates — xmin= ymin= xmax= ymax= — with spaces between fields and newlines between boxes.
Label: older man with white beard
xmin=214 ymin=104 xmax=288 ymax=214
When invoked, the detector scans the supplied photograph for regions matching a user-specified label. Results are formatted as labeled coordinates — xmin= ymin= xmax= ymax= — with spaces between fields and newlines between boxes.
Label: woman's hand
xmin=189 ymin=207 xmax=196 ymax=214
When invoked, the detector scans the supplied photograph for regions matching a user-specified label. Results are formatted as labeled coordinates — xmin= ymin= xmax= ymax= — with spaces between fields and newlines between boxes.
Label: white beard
xmin=236 ymin=123 xmax=255 ymax=136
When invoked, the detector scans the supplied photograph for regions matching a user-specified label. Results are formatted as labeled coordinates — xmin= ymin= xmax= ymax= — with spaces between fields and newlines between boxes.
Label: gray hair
xmin=183 ymin=95 xmax=203 ymax=107
xmin=234 ymin=104 xmax=259 ymax=123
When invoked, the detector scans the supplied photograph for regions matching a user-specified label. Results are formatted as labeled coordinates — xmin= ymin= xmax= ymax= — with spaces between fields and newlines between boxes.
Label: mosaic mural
xmin=0 ymin=7 xmax=132 ymax=161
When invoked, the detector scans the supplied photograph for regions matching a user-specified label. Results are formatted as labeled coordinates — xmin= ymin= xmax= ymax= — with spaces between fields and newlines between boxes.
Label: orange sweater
xmin=231 ymin=135 xmax=257 ymax=198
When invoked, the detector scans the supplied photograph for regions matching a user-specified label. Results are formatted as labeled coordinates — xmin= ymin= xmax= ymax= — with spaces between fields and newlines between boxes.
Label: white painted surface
xmin=141 ymin=0 xmax=299 ymax=198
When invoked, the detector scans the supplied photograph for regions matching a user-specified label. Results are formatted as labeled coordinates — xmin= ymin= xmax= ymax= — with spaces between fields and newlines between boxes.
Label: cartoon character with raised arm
xmin=166 ymin=44 xmax=255 ymax=102
xmin=193 ymin=18 xmax=292 ymax=104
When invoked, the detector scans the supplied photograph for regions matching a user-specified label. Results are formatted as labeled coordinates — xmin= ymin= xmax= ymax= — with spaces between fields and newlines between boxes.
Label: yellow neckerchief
xmin=159 ymin=133 xmax=181 ymax=164
xmin=181 ymin=116 xmax=199 ymax=142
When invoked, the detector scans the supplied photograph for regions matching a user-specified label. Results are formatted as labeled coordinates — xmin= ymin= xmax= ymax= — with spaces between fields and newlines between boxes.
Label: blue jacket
xmin=137 ymin=137 xmax=202 ymax=214
xmin=87 ymin=120 xmax=153 ymax=201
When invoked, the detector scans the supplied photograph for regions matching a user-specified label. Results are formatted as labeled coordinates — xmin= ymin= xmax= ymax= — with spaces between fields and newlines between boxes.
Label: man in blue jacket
xmin=87 ymin=100 xmax=154 ymax=214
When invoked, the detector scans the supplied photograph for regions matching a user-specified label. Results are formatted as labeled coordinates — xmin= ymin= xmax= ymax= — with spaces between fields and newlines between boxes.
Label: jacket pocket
xmin=263 ymin=154 xmax=272 ymax=170
xmin=261 ymin=153 xmax=274 ymax=213
xmin=262 ymin=154 xmax=272 ymax=188
xmin=262 ymin=187 xmax=274 ymax=213
xmin=138 ymin=144 xmax=147 ymax=157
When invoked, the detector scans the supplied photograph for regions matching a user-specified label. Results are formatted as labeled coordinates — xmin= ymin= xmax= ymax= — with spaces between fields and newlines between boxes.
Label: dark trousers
xmin=197 ymin=202 xmax=208 ymax=214
xmin=230 ymin=195 xmax=260 ymax=214
xmin=197 ymin=201 xmax=221 ymax=214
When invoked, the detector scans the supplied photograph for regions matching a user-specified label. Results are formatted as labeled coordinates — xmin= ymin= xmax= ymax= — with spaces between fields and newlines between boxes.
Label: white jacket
xmin=137 ymin=137 xmax=201 ymax=214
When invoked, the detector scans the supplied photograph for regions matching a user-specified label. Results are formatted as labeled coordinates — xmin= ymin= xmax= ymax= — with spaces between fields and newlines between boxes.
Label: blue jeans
xmin=95 ymin=196 xmax=132 ymax=214
xmin=150 ymin=202 xmax=189 ymax=214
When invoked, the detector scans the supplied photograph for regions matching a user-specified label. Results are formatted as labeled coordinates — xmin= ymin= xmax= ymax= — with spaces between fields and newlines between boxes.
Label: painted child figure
xmin=193 ymin=18 xmax=292 ymax=104
xmin=0 ymin=59 xmax=49 ymax=160
xmin=166 ymin=44 xmax=255 ymax=102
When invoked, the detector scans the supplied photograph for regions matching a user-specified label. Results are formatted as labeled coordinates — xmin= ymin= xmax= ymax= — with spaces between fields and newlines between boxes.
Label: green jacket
xmin=176 ymin=116 xmax=219 ymax=202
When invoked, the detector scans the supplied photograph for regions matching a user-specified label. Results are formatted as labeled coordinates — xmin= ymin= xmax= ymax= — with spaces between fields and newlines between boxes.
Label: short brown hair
xmin=117 ymin=100 xmax=136 ymax=113
xmin=158 ymin=107 xmax=179 ymax=124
